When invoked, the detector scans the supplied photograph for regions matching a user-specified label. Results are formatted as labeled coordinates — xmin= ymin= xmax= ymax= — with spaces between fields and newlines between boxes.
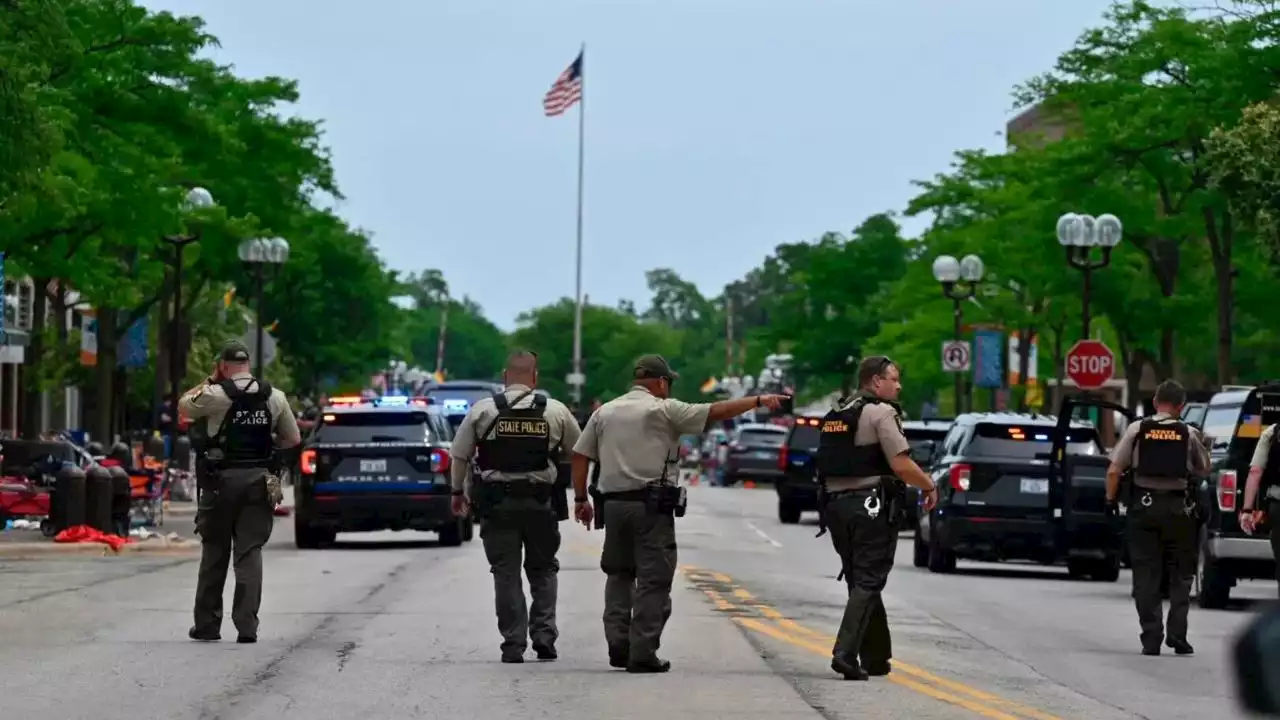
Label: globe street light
xmin=238 ymin=237 xmax=290 ymax=375
xmin=1057 ymin=212 xmax=1123 ymax=339
xmin=162 ymin=187 xmax=215 ymax=448
xmin=933 ymin=253 xmax=985 ymax=414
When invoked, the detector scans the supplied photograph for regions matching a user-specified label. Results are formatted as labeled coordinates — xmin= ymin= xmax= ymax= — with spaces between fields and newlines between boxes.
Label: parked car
xmin=723 ymin=423 xmax=788 ymax=485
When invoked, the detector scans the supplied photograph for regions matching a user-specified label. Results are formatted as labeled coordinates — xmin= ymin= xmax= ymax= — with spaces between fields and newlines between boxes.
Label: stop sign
xmin=1065 ymin=340 xmax=1116 ymax=390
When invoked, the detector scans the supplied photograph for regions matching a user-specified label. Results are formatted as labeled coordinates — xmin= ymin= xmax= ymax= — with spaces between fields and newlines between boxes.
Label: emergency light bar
xmin=325 ymin=396 xmax=433 ymax=409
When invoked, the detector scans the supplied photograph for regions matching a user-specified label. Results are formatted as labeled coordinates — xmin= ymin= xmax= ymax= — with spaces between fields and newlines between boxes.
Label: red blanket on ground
xmin=53 ymin=525 xmax=131 ymax=551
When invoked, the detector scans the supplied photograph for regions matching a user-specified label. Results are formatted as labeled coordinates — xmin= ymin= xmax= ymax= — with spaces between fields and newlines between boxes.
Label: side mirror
xmin=1235 ymin=604 xmax=1280 ymax=714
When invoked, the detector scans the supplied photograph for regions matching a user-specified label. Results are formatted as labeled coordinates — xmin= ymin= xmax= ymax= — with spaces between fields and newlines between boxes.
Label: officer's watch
xmin=574 ymin=496 xmax=588 ymax=503
xmin=754 ymin=396 xmax=762 ymax=408
xmin=451 ymin=490 xmax=464 ymax=497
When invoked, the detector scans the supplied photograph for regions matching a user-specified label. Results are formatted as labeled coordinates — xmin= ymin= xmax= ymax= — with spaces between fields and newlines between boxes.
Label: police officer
xmin=570 ymin=354 xmax=787 ymax=673
xmin=1106 ymin=379 xmax=1209 ymax=656
xmin=449 ymin=351 xmax=581 ymax=664
xmin=178 ymin=340 xmax=301 ymax=643
xmin=1239 ymin=417 xmax=1279 ymax=595
xmin=818 ymin=356 xmax=937 ymax=681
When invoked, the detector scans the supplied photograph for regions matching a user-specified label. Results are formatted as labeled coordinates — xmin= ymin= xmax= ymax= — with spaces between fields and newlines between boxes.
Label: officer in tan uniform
xmin=817 ymin=356 xmax=937 ymax=680
xmin=449 ymin=351 xmax=581 ymax=664
xmin=178 ymin=340 xmax=301 ymax=643
xmin=1240 ymin=401 xmax=1280 ymax=595
xmin=1107 ymin=379 xmax=1210 ymax=656
xmin=570 ymin=354 xmax=787 ymax=673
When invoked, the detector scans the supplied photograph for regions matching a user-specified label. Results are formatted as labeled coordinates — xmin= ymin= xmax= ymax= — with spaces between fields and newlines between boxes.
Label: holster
xmin=815 ymin=483 xmax=830 ymax=538
xmin=645 ymin=484 xmax=686 ymax=517
xmin=589 ymin=484 xmax=606 ymax=529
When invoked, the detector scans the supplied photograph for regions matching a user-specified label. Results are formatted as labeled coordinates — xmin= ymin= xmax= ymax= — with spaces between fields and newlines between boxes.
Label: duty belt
xmin=601 ymin=489 xmax=649 ymax=502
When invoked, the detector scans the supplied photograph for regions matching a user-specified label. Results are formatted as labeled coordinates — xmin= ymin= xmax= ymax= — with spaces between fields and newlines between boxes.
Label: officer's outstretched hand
xmin=1242 ymin=510 xmax=1264 ymax=535
xmin=758 ymin=394 xmax=786 ymax=410
xmin=450 ymin=494 xmax=470 ymax=518
xmin=575 ymin=501 xmax=594 ymax=529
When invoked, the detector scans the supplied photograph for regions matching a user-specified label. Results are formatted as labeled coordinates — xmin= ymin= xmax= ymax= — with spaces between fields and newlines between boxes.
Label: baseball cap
xmin=219 ymin=340 xmax=252 ymax=363
xmin=634 ymin=354 xmax=679 ymax=381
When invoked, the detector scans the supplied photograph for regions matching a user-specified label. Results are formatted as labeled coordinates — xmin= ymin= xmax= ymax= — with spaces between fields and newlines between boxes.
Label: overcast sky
xmin=143 ymin=0 xmax=1134 ymax=330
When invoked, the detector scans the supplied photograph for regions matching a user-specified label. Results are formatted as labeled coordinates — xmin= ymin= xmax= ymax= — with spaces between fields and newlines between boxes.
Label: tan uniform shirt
xmin=178 ymin=372 xmax=301 ymax=448
xmin=1109 ymin=412 xmax=1210 ymax=490
xmin=573 ymin=385 xmax=711 ymax=494
xmin=824 ymin=394 xmax=911 ymax=492
xmin=1250 ymin=425 xmax=1276 ymax=471
xmin=448 ymin=384 xmax=581 ymax=493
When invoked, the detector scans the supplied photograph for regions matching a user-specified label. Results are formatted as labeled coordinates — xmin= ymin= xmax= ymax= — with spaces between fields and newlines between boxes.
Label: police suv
xmin=293 ymin=395 xmax=471 ymax=548
xmin=1193 ymin=383 xmax=1279 ymax=608
xmin=913 ymin=411 xmax=1117 ymax=580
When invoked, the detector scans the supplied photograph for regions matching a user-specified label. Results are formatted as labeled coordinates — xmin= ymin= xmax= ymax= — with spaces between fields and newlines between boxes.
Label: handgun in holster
xmin=589 ymin=462 xmax=606 ymax=529
xmin=815 ymin=482 xmax=830 ymax=538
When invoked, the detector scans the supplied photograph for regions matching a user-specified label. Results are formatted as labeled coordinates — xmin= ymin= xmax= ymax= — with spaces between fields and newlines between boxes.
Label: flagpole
xmin=571 ymin=43 xmax=586 ymax=406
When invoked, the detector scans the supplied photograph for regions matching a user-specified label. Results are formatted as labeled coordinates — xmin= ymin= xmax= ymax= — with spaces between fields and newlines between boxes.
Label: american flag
xmin=543 ymin=51 xmax=583 ymax=117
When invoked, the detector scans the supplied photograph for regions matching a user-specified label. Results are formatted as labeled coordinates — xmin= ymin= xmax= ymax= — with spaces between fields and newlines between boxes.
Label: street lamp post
xmin=1056 ymin=213 xmax=1123 ymax=339
xmin=237 ymin=237 xmax=290 ymax=376
xmin=932 ymin=253 xmax=985 ymax=414
xmin=162 ymin=187 xmax=214 ymax=449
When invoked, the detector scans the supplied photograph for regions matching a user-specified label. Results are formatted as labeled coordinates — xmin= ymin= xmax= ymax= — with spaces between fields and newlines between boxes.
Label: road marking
xmin=682 ymin=567 xmax=1064 ymax=720
xmin=745 ymin=520 xmax=783 ymax=547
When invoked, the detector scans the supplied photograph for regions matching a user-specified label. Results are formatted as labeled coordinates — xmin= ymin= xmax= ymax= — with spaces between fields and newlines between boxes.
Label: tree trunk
xmin=1203 ymin=206 xmax=1235 ymax=386
xmin=93 ymin=310 xmax=119 ymax=442
xmin=21 ymin=277 xmax=50 ymax=437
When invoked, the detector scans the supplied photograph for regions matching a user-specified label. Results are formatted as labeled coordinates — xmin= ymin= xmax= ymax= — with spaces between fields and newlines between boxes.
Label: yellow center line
xmin=735 ymin=617 xmax=1025 ymax=720
xmin=681 ymin=567 xmax=1065 ymax=720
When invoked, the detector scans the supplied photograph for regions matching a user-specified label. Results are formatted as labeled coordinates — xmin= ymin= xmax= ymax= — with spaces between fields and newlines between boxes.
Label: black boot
xmin=832 ymin=588 xmax=877 ymax=680
xmin=1165 ymin=637 xmax=1194 ymax=655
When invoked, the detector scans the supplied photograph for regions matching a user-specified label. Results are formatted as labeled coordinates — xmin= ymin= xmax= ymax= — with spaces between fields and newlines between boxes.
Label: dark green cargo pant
xmin=827 ymin=490 xmax=898 ymax=669
xmin=193 ymin=468 xmax=275 ymax=638
xmin=600 ymin=499 xmax=676 ymax=664
xmin=1127 ymin=490 xmax=1197 ymax=648
xmin=481 ymin=496 xmax=562 ymax=654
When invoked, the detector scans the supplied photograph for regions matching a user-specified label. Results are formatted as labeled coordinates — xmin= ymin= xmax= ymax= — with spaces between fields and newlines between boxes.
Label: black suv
xmin=901 ymin=419 xmax=954 ymax=530
xmin=913 ymin=408 xmax=1122 ymax=580
xmin=293 ymin=396 xmax=471 ymax=548
xmin=1193 ymin=384 xmax=1278 ymax=608
xmin=776 ymin=416 xmax=822 ymax=524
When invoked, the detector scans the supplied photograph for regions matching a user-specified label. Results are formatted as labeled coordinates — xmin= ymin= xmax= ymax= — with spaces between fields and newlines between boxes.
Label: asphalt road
xmin=0 ymin=483 xmax=1270 ymax=719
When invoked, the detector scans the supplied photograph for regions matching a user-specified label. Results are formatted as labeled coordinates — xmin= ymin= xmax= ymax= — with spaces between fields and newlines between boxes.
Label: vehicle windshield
xmin=316 ymin=411 xmax=434 ymax=444
xmin=788 ymin=422 xmax=822 ymax=450
xmin=1202 ymin=404 xmax=1242 ymax=448
xmin=421 ymin=387 xmax=500 ymax=419
xmin=970 ymin=423 xmax=1103 ymax=458
xmin=738 ymin=428 xmax=786 ymax=446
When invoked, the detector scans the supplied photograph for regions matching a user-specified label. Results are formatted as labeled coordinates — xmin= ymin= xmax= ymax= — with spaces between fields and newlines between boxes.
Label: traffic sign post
xmin=1065 ymin=339 xmax=1115 ymax=391
xmin=942 ymin=341 xmax=971 ymax=373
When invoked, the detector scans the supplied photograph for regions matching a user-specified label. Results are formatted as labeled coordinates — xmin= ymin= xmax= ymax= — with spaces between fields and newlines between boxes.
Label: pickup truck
xmin=1194 ymin=384 xmax=1280 ymax=608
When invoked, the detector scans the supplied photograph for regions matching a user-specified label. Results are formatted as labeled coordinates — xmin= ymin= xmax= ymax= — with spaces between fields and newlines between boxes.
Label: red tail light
xmin=778 ymin=444 xmax=789 ymax=470
xmin=430 ymin=449 xmax=450 ymax=474
xmin=300 ymin=449 xmax=316 ymax=475
xmin=1218 ymin=470 xmax=1237 ymax=512
xmin=949 ymin=464 xmax=971 ymax=491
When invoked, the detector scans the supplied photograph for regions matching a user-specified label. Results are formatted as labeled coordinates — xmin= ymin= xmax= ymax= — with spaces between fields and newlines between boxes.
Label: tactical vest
xmin=477 ymin=392 xmax=552 ymax=475
xmin=815 ymin=396 xmax=895 ymax=479
xmin=1133 ymin=418 xmax=1190 ymax=480
xmin=212 ymin=378 xmax=275 ymax=467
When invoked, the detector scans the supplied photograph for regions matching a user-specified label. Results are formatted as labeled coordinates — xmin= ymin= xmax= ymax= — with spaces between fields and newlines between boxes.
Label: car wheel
xmin=778 ymin=500 xmax=801 ymax=524
xmin=295 ymin=519 xmax=332 ymax=549
xmin=913 ymin=526 xmax=928 ymax=568
xmin=438 ymin=518 xmax=465 ymax=547
xmin=1092 ymin=554 xmax=1121 ymax=582
xmin=927 ymin=526 xmax=956 ymax=574
xmin=1195 ymin=528 xmax=1233 ymax=609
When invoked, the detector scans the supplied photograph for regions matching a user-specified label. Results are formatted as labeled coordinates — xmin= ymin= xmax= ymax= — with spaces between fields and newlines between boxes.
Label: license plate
xmin=1021 ymin=478 xmax=1048 ymax=494
xmin=360 ymin=459 xmax=387 ymax=473
xmin=754 ymin=451 xmax=772 ymax=459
